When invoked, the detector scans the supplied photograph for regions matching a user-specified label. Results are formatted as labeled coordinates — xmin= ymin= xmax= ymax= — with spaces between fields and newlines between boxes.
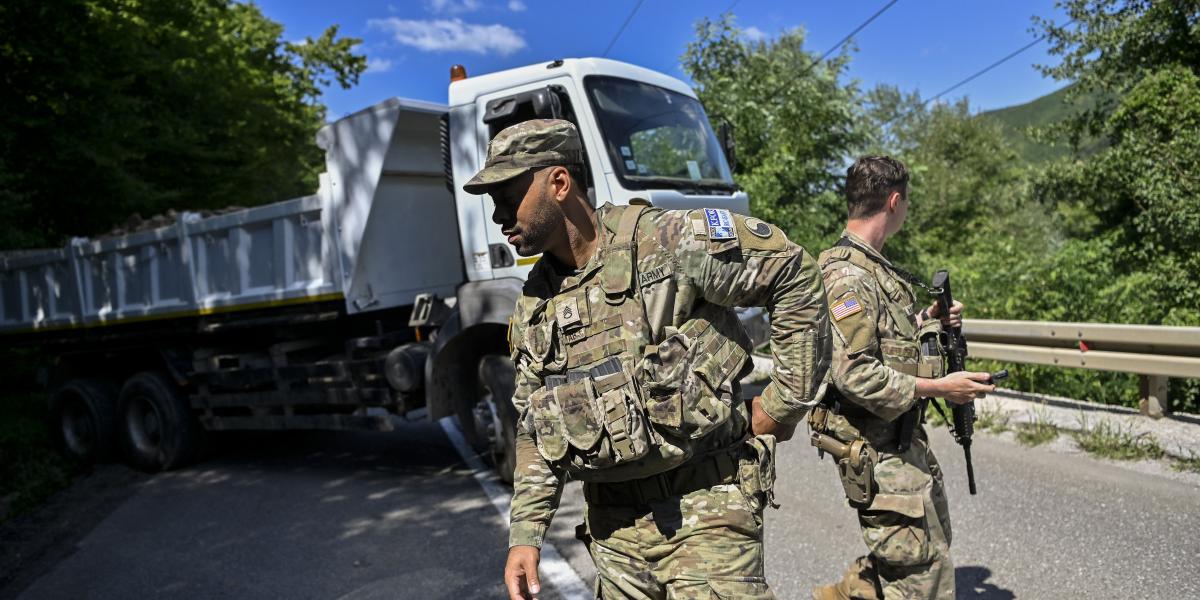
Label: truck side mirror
xmin=718 ymin=119 xmax=737 ymax=172
xmin=531 ymin=87 xmax=562 ymax=120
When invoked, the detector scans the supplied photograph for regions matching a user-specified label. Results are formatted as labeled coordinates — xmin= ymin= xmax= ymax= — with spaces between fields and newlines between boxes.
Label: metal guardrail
xmin=962 ymin=319 xmax=1200 ymax=417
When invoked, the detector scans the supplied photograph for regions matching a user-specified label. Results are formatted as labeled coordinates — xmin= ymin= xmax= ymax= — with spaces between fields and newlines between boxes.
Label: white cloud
xmin=369 ymin=17 xmax=527 ymax=56
xmin=365 ymin=58 xmax=394 ymax=74
xmin=743 ymin=26 xmax=767 ymax=42
xmin=426 ymin=0 xmax=482 ymax=13
xmin=508 ymin=0 xmax=527 ymax=11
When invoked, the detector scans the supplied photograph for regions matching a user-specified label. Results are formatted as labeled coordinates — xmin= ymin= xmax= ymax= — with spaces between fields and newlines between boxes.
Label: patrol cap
xmin=462 ymin=119 xmax=584 ymax=194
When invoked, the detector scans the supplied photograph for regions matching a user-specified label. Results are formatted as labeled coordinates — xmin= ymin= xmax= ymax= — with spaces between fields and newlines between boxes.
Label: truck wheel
xmin=49 ymin=378 xmax=118 ymax=463
xmin=477 ymin=355 xmax=518 ymax=484
xmin=118 ymin=372 xmax=199 ymax=472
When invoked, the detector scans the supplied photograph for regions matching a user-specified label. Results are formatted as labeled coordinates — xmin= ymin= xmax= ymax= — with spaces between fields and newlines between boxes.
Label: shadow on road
xmin=4 ymin=420 xmax=518 ymax=600
xmin=956 ymin=565 xmax=1015 ymax=599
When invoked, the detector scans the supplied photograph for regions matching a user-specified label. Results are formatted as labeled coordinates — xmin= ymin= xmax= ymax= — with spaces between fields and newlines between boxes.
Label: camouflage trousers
xmin=817 ymin=432 xmax=954 ymax=600
xmin=582 ymin=466 xmax=775 ymax=599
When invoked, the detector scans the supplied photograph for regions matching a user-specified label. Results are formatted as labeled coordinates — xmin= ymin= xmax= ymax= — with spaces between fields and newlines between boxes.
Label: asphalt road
xmin=6 ymin=421 xmax=542 ymax=600
xmin=5 ymin=417 xmax=1199 ymax=599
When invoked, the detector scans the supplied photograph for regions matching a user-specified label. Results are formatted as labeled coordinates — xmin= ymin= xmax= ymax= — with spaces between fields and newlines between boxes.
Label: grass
xmin=0 ymin=393 xmax=81 ymax=521
xmin=1072 ymin=414 xmax=1166 ymax=461
xmin=925 ymin=399 xmax=1009 ymax=434
xmin=975 ymin=401 xmax=1011 ymax=434
xmin=1170 ymin=451 xmax=1200 ymax=474
xmin=1015 ymin=403 xmax=1059 ymax=446
xmin=923 ymin=395 xmax=1198 ymax=471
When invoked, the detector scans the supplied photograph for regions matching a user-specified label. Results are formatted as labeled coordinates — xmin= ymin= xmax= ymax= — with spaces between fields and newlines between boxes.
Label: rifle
xmin=931 ymin=269 xmax=987 ymax=496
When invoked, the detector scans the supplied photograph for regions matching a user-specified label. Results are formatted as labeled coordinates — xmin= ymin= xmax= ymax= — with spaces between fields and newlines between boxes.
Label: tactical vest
xmin=517 ymin=204 xmax=750 ymax=483
xmin=820 ymin=244 xmax=946 ymax=395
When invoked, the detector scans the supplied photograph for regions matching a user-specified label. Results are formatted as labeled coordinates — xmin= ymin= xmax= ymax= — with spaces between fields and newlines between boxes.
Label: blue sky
xmin=256 ymin=0 xmax=1073 ymax=120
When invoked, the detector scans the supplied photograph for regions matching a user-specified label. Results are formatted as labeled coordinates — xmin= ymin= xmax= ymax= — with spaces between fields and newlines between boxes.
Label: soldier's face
xmin=490 ymin=169 xmax=562 ymax=256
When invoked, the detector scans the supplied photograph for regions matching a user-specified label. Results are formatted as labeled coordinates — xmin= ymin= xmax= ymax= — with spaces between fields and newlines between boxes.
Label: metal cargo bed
xmin=0 ymin=193 xmax=341 ymax=335
xmin=0 ymin=97 xmax=463 ymax=336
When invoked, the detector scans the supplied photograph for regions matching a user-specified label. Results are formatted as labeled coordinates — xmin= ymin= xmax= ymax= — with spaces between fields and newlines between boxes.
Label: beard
xmin=508 ymin=183 xmax=559 ymax=256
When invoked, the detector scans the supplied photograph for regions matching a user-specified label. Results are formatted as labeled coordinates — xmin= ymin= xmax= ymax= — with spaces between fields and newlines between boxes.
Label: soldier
xmin=811 ymin=156 xmax=996 ymax=600
xmin=462 ymin=119 xmax=831 ymax=600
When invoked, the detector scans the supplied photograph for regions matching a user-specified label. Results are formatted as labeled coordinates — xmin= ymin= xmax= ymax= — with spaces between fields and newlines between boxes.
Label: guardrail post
xmin=1139 ymin=375 xmax=1170 ymax=419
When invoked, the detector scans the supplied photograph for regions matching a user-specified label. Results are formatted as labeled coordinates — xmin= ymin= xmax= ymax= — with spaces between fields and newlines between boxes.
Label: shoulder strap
xmin=834 ymin=236 xmax=941 ymax=296
xmin=600 ymin=204 xmax=649 ymax=294
xmin=615 ymin=204 xmax=648 ymax=244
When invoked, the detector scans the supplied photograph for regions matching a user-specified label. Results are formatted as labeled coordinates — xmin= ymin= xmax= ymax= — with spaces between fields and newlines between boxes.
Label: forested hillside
xmin=979 ymin=85 xmax=1104 ymax=163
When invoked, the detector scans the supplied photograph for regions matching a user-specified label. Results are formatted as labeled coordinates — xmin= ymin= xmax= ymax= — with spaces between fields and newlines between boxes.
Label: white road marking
xmin=439 ymin=417 xmax=591 ymax=600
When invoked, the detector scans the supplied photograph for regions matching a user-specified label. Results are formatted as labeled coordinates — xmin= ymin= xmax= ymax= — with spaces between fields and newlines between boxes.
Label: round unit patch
xmin=745 ymin=218 xmax=772 ymax=238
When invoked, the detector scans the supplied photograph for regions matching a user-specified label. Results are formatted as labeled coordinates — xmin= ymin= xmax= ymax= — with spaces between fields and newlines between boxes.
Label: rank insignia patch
xmin=831 ymin=296 xmax=863 ymax=321
xmin=703 ymin=208 xmax=737 ymax=240
xmin=555 ymin=297 xmax=581 ymax=328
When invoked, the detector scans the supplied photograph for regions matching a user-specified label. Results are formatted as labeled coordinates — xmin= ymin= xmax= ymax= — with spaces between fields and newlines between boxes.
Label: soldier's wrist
xmin=914 ymin=376 xmax=942 ymax=398
xmin=509 ymin=521 xmax=548 ymax=549
xmin=759 ymin=384 xmax=804 ymax=425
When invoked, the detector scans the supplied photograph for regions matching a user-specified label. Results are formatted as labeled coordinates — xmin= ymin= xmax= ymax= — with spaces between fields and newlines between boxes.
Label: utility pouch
xmin=641 ymin=304 xmax=746 ymax=440
xmin=811 ymin=431 xmax=878 ymax=507
xmin=739 ymin=435 xmax=780 ymax=511
xmin=536 ymin=358 xmax=652 ymax=470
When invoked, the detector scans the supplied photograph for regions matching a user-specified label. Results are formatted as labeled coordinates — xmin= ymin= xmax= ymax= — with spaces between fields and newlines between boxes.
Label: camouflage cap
xmin=462 ymin=119 xmax=583 ymax=194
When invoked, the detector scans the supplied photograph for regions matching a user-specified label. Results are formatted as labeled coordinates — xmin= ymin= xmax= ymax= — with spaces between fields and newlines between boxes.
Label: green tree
xmin=0 ymin=0 xmax=365 ymax=250
xmin=681 ymin=15 xmax=865 ymax=248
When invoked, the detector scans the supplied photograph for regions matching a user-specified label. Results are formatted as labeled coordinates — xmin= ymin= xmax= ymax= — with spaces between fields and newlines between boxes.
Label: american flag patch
xmin=831 ymin=296 xmax=863 ymax=321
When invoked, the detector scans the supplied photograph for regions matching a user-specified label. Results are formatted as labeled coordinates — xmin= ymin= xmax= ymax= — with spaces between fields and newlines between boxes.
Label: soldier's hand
xmin=505 ymin=545 xmax=542 ymax=600
xmin=934 ymin=371 xmax=994 ymax=405
xmin=925 ymin=300 xmax=963 ymax=329
xmin=747 ymin=395 xmax=797 ymax=441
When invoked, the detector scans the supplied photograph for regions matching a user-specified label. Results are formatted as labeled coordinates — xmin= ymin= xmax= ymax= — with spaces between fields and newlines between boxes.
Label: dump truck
xmin=0 ymin=58 xmax=757 ymax=477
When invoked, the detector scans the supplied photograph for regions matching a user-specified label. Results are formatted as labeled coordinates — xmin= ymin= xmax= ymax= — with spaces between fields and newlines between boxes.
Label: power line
xmin=602 ymin=0 xmax=646 ymax=57
xmin=765 ymin=0 xmax=901 ymax=99
xmin=922 ymin=21 xmax=1073 ymax=105
xmin=885 ymin=19 xmax=1075 ymax=124
xmin=812 ymin=0 xmax=899 ymax=67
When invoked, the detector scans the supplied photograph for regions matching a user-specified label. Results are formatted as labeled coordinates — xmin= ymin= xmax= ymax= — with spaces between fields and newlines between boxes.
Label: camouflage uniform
xmin=470 ymin=120 xmax=832 ymax=599
xmin=813 ymin=230 xmax=953 ymax=600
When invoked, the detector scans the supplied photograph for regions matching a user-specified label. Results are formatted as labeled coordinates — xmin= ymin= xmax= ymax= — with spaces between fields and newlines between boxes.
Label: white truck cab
xmin=447 ymin=58 xmax=748 ymax=284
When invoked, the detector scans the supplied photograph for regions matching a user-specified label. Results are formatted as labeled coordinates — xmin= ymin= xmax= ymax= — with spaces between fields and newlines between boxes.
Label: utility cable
xmin=602 ymin=0 xmax=646 ymax=57
xmin=764 ymin=0 xmax=901 ymax=99
xmin=922 ymin=20 xmax=1074 ymax=106
xmin=883 ymin=19 xmax=1076 ymax=124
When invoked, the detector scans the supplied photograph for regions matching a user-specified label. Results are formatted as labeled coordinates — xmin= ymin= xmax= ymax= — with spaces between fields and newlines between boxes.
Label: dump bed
xmin=0 ymin=98 xmax=462 ymax=336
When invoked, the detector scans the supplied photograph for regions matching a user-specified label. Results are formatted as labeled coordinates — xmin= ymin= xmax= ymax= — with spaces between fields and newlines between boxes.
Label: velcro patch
xmin=555 ymin=297 xmax=582 ymax=329
xmin=745 ymin=217 xmax=772 ymax=239
xmin=638 ymin=264 xmax=672 ymax=287
xmin=703 ymin=208 xmax=737 ymax=240
xmin=831 ymin=295 xmax=864 ymax=321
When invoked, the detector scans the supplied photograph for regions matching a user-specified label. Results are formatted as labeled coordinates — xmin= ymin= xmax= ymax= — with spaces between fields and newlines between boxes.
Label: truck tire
xmin=477 ymin=355 xmax=518 ymax=483
xmin=49 ymin=378 xmax=118 ymax=463
xmin=118 ymin=372 xmax=200 ymax=472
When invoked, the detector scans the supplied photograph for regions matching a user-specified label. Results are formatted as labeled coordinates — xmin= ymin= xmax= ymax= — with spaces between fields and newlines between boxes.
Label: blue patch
xmin=703 ymin=208 xmax=737 ymax=241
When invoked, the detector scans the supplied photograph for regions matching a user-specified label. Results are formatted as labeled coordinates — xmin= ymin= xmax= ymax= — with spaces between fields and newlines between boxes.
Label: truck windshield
xmin=584 ymin=76 xmax=735 ymax=193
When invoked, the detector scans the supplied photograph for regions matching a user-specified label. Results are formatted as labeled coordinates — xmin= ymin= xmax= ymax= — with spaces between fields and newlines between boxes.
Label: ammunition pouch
xmin=738 ymin=434 xmax=779 ymax=511
xmin=530 ymin=357 xmax=652 ymax=470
